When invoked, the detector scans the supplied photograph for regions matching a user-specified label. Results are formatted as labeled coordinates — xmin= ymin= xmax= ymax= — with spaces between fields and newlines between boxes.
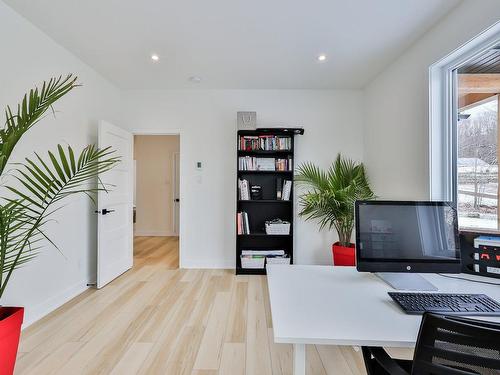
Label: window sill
xmin=459 ymin=227 xmax=500 ymax=235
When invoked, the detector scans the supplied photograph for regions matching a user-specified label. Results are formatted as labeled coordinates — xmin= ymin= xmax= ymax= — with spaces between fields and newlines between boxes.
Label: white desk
xmin=266 ymin=265 xmax=500 ymax=375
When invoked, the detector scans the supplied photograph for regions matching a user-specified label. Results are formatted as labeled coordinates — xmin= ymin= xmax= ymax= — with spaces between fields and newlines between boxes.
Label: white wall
xmin=364 ymin=0 xmax=500 ymax=200
xmin=0 ymin=2 xmax=121 ymax=326
xmin=122 ymin=90 xmax=364 ymax=267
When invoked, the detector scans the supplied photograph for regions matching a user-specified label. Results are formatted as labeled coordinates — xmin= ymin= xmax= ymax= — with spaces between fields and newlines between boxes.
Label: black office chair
xmin=362 ymin=313 xmax=500 ymax=375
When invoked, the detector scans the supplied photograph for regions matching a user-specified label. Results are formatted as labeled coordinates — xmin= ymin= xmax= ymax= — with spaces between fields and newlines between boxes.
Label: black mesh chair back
xmin=412 ymin=313 xmax=500 ymax=375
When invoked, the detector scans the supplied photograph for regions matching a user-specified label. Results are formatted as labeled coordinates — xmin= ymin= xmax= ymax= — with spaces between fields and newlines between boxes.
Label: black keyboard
xmin=388 ymin=292 xmax=500 ymax=316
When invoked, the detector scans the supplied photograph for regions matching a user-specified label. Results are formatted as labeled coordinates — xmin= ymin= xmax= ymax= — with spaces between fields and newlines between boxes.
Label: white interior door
xmin=173 ymin=151 xmax=180 ymax=236
xmin=97 ymin=120 xmax=134 ymax=288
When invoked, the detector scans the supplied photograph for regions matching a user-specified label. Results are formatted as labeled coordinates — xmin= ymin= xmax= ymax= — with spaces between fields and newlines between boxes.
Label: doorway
xmin=133 ymin=134 xmax=180 ymax=268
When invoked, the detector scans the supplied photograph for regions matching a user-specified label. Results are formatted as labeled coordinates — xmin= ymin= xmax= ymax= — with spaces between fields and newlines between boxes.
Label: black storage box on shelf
xmin=250 ymin=185 xmax=263 ymax=200
xmin=459 ymin=231 xmax=500 ymax=279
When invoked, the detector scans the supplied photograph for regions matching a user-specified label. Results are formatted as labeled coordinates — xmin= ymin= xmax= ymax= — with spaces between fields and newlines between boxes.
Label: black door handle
xmin=94 ymin=208 xmax=115 ymax=215
xmin=174 ymin=198 xmax=180 ymax=202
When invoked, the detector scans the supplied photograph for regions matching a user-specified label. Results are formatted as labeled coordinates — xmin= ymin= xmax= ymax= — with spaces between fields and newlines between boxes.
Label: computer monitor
xmin=355 ymin=201 xmax=461 ymax=290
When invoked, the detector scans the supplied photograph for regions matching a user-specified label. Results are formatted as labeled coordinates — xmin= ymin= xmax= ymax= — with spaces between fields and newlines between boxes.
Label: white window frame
xmin=429 ymin=22 xmax=500 ymax=204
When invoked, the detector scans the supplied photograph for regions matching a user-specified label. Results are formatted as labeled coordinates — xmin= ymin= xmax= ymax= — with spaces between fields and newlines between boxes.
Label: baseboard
xmin=22 ymin=280 xmax=90 ymax=329
xmin=134 ymin=230 xmax=176 ymax=237
xmin=181 ymin=258 xmax=235 ymax=269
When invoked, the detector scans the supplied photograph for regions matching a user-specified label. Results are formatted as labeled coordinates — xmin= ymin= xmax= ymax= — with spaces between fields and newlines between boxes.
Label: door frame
xmin=172 ymin=151 xmax=180 ymax=236
xmin=429 ymin=21 xmax=500 ymax=201
xmin=132 ymin=129 xmax=182 ymax=267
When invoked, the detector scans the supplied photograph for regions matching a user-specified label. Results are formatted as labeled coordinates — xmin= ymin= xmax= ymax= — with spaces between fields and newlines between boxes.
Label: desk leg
xmin=293 ymin=343 xmax=306 ymax=375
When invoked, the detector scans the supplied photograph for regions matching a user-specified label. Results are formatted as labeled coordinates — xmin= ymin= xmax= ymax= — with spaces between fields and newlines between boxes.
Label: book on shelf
xmin=276 ymin=179 xmax=292 ymax=200
xmin=239 ymin=135 xmax=292 ymax=151
xmin=237 ymin=212 xmax=242 ymax=234
xmin=241 ymin=250 xmax=285 ymax=256
xmin=256 ymin=158 xmax=275 ymax=171
xmin=238 ymin=156 xmax=293 ymax=171
xmin=238 ymin=178 xmax=250 ymax=200
xmin=244 ymin=212 xmax=250 ymax=234
xmin=276 ymin=177 xmax=283 ymax=199
xmin=282 ymin=180 xmax=292 ymax=200
xmin=237 ymin=211 xmax=251 ymax=234
xmin=275 ymin=158 xmax=292 ymax=171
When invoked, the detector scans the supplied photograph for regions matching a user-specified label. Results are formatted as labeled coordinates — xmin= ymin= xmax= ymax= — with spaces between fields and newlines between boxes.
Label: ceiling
xmin=4 ymin=0 xmax=461 ymax=89
xmin=459 ymin=45 xmax=500 ymax=74
xmin=458 ymin=45 xmax=500 ymax=109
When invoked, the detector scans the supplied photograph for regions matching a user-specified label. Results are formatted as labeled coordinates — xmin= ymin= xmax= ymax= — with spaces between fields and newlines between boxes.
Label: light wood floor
xmin=134 ymin=236 xmax=179 ymax=269
xmin=15 ymin=236 xmax=394 ymax=375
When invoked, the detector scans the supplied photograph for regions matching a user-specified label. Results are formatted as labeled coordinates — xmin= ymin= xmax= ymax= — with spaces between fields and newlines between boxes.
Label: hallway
xmin=134 ymin=236 xmax=179 ymax=269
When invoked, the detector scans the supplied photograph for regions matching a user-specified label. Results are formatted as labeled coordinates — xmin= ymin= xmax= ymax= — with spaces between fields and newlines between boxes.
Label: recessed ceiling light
xmin=189 ymin=76 xmax=202 ymax=83
xmin=317 ymin=54 xmax=326 ymax=62
xmin=151 ymin=54 xmax=159 ymax=61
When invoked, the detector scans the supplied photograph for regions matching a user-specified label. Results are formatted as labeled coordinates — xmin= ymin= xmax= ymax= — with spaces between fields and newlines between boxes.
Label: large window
xmin=456 ymin=46 xmax=500 ymax=231
xmin=429 ymin=25 xmax=500 ymax=232
xmin=457 ymin=96 xmax=498 ymax=230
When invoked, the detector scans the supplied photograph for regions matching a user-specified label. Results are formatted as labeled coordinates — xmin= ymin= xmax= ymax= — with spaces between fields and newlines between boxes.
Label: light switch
xmin=196 ymin=161 xmax=202 ymax=170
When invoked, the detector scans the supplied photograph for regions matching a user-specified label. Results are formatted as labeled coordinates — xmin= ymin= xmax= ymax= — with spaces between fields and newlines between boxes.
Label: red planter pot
xmin=0 ymin=307 xmax=24 ymax=375
xmin=332 ymin=242 xmax=356 ymax=266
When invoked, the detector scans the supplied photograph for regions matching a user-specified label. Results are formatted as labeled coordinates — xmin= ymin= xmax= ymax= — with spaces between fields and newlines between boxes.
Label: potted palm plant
xmin=0 ymin=75 xmax=118 ymax=374
xmin=296 ymin=154 xmax=374 ymax=266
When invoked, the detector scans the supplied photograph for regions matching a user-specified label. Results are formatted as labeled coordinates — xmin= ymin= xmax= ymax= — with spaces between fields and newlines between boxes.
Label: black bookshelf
xmin=236 ymin=127 xmax=304 ymax=275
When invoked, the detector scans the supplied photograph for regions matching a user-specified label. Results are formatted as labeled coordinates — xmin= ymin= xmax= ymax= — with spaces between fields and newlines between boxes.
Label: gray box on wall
xmin=237 ymin=112 xmax=257 ymax=130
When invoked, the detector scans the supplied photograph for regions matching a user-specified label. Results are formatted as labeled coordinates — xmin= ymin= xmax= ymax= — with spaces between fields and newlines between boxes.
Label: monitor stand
xmin=375 ymin=273 xmax=438 ymax=291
